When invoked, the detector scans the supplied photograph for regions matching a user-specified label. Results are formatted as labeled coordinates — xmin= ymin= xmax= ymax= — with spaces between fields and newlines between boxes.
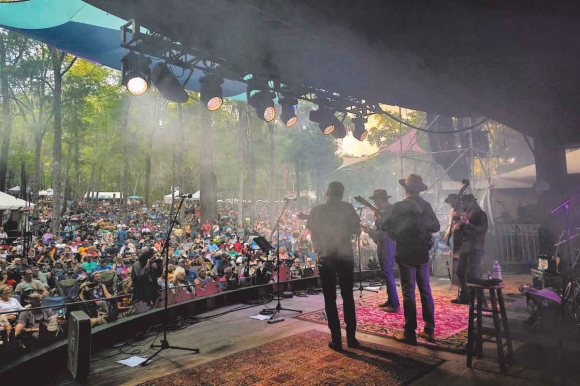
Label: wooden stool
xmin=466 ymin=283 xmax=514 ymax=372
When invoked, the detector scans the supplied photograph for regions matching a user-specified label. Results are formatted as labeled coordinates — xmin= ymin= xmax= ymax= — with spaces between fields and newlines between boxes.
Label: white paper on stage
xmin=117 ymin=356 xmax=147 ymax=367
xmin=364 ymin=286 xmax=380 ymax=291
xmin=249 ymin=314 xmax=271 ymax=321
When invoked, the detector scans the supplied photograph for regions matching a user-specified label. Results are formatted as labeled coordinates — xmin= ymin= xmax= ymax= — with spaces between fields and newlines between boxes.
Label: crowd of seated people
xmin=0 ymin=201 xmax=343 ymax=354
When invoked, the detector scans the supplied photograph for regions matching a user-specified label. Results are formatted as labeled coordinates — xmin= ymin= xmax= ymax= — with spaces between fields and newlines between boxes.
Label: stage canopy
xmin=1 ymin=1 xmax=580 ymax=144
xmin=84 ymin=191 xmax=121 ymax=200
xmin=0 ymin=191 xmax=33 ymax=210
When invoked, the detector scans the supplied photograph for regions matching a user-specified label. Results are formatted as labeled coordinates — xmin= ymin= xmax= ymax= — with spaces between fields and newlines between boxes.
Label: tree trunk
xmin=32 ymin=134 xmax=42 ymax=233
xmin=237 ymin=103 xmax=246 ymax=227
xmin=0 ymin=32 xmax=12 ymax=192
xmin=120 ymin=99 xmax=132 ymax=222
xmin=295 ymin=160 xmax=300 ymax=203
xmin=50 ymin=48 xmax=63 ymax=234
xmin=316 ymin=166 xmax=322 ymax=203
xmin=199 ymin=106 xmax=217 ymax=223
xmin=74 ymin=124 xmax=80 ymax=204
xmin=88 ymin=163 xmax=95 ymax=205
xmin=20 ymin=159 xmax=26 ymax=201
xmin=93 ymin=162 xmax=103 ymax=211
xmin=144 ymin=153 xmax=152 ymax=208
xmin=268 ymin=121 xmax=276 ymax=233
xmin=62 ymin=152 xmax=71 ymax=215
xmin=177 ymin=103 xmax=186 ymax=224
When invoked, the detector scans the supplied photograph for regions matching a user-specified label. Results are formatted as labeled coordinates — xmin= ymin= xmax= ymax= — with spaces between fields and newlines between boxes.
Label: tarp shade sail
xmin=0 ymin=0 xmax=247 ymax=98
xmin=163 ymin=190 xmax=200 ymax=203
xmin=336 ymin=129 xmax=426 ymax=170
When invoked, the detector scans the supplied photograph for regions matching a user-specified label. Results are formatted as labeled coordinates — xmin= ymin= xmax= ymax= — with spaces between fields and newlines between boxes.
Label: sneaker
xmin=418 ymin=331 xmax=435 ymax=343
xmin=393 ymin=331 xmax=417 ymax=345
xmin=347 ymin=338 xmax=361 ymax=348
xmin=328 ymin=340 xmax=343 ymax=352
xmin=451 ymin=297 xmax=469 ymax=305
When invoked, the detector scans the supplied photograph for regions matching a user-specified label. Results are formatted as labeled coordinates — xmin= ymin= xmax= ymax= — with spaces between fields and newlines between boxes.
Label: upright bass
xmin=447 ymin=179 xmax=469 ymax=286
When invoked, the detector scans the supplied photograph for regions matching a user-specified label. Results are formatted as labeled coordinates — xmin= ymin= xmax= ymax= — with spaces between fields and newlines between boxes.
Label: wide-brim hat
xmin=369 ymin=189 xmax=392 ymax=201
xmin=444 ymin=193 xmax=458 ymax=204
xmin=399 ymin=174 xmax=428 ymax=192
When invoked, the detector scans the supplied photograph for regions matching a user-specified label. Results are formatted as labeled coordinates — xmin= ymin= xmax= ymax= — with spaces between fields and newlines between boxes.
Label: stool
xmin=466 ymin=283 xmax=514 ymax=372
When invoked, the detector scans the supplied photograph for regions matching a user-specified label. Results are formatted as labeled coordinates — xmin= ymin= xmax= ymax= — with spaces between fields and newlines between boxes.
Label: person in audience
xmin=290 ymin=258 xmax=303 ymax=279
xmin=71 ymin=281 xmax=107 ymax=326
xmin=194 ymin=267 xmax=211 ymax=286
xmin=173 ymin=267 xmax=193 ymax=294
xmin=15 ymin=293 xmax=55 ymax=339
xmin=94 ymin=258 xmax=114 ymax=272
xmin=15 ymin=269 xmax=47 ymax=295
xmin=0 ymin=284 xmax=23 ymax=323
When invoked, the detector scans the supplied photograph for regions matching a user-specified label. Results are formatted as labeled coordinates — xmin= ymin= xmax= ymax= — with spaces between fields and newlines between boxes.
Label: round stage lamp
xmin=200 ymin=75 xmax=224 ymax=111
xmin=121 ymin=52 xmax=151 ymax=96
xmin=310 ymin=108 xmax=334 ymax=134
xmin=279 ymin=97 xmax=298 ymax=127
xmin=352 ymin=117 xmax=368 ymax=141
xmin=320 ymin=122 xmax=335 ymax=135
xmin=250 ymin=91 xmax=276 ymax=122
xmin=331 ymin=118 xmax=346 ymax=139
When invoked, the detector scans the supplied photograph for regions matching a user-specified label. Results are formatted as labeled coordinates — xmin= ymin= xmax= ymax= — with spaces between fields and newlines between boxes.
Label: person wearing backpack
xmin=381 ymin=174 xmax=440 ymax=345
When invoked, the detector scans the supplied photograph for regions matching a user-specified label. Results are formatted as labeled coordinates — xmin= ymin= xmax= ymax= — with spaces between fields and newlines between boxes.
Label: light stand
xmin=353 ymin=208 xmax=378 ymax=298
xmin=141 ymin=194 xmax=199 ymax=366
xmin=550 ymin=190 xmax=579 ymax=383
xmin=266 ymin=198 xmax=302 ymax=323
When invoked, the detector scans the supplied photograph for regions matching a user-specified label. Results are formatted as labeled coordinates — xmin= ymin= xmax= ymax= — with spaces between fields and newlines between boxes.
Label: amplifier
xmin=531 ymin=268 xmax=563 ymax=290
xmin=68 ymin=311 xmax=91 ymax=382
xmin=537 ymin=255 xmax=557 ymax=273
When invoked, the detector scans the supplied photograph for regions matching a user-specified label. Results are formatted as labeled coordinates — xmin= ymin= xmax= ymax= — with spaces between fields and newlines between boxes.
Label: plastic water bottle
xmin=492 ymin=261 xmax=502 ymax=280
xmin=487 ymin=271 xmax=492 ymax=280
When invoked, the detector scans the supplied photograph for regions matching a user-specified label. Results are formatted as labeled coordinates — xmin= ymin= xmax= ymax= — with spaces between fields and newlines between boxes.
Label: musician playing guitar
xmin=359 ymin=189 xmax=400 ymax=313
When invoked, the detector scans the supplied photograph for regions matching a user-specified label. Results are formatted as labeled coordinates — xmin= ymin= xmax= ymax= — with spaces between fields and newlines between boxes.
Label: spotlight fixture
xmin=121 ymin=52 xmax=151 ymax=96
xmin=309 ymin=108 xmax=335 ymax=134
xmin=151 ymin=62 xmax=189 ymax=103
xmin=199 ymin=74 xmax=224 ymax=111
xmin=330 ymin=117 xmax=347 ymax=139
xmin=249 ymin=90 xmax=276 ymax=122
xmin=352 ymin=117 xmax=368 ymax=141
xmin=279 ymin=97 xmax=298 ymax=127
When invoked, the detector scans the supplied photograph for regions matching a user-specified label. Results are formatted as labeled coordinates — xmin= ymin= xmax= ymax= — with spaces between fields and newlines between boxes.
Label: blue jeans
xmin=398 ymin=261 xmax=435 ymax=336
xmin=378 ymin=234 xmax=400 ymax=308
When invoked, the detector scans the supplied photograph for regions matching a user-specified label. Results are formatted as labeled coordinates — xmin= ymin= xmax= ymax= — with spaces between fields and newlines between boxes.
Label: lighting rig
xmin=120 ymin=19 xmax=378 ymax=140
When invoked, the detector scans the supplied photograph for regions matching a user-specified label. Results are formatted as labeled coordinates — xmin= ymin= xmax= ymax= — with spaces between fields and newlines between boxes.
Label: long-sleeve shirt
xmin=381 ymin=195 xmax=440 ymax=265
xmin=460 ymin=205 xmax=488 ymax=253
xmin=307 ymin=200 xmax=361 ymax=258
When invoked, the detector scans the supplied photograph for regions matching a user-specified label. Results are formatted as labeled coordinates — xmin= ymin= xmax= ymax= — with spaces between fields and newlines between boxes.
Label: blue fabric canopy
xmin=0 ymin=0 xmax=247 ymax=98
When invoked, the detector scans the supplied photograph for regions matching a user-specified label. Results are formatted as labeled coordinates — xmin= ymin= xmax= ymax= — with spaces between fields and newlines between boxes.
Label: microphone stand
xmin=141 ymin=195 xmax=199 ymax=366
xmin=354 ymin=207 xmax=379 ymax=298
xmin=267 ymin=198 xmax=302 ymax=323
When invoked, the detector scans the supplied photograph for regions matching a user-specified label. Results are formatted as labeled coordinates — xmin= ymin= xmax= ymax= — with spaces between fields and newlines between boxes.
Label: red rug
xmin=296 ymin=289 xmax=470 ymax=352
xmin=138 ymin=330 xmax=443 ymax=386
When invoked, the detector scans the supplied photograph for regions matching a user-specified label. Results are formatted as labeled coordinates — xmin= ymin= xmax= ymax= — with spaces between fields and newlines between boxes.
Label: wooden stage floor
xmin=51 ymin=274 xmax=579 ymax=386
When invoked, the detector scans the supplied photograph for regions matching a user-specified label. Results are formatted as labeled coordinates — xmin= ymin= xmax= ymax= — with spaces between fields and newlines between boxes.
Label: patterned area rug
xmin=296 ymin=289 xmax=471 ymax=352
xmin=138 ymin=330 xmax=443 ymax=386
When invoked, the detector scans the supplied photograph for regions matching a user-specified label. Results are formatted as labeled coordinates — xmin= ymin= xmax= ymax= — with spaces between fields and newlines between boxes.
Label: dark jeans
xmin=457 ymin=250 xmax=485 ymax=299
xmin=319 ymin=256 xmax=356 ymax=343
xmin=378 ymin=239 xmax=400 ymax=308
xmin=398 ymin=261 xmax=435 ymax=336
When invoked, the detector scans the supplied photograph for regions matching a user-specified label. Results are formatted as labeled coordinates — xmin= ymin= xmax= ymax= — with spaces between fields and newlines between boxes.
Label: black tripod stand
xmin=264 ymin=198 xmax=302 ymax=323
xmin=141 ymin=194 xmax=199 ymax=366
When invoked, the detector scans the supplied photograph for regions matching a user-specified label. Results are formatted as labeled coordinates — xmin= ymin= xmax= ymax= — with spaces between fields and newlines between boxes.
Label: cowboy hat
xmin=369 ymin=189 xmax=392 ymax=201
xmin=444 ymin=193 xmax=458 ymax=204
xmin=399 ymin=174 xmax=428 ymax=192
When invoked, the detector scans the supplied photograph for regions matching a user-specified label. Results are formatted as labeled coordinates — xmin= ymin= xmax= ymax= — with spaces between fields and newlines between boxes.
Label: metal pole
xmin=399 ymin=106 xmax=403 ymax=200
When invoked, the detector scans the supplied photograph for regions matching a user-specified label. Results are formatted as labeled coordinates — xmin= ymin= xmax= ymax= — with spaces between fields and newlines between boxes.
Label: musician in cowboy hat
xmin=364 ymin=189 xmax=399 ymax=312
xmin=380 ymin=174 xmax=440 ymax=345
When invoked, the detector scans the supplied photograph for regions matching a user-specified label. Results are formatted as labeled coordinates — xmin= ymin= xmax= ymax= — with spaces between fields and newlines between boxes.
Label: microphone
xmin=285 ymin=197 xmax=297 ymax=201
xmin=178 ymin=193 xmax=193 ymax=198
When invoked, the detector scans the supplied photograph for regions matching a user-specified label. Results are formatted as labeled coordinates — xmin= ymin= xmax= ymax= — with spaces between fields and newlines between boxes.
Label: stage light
xmin=199 ymin=75 xmax=224 ymax=111
xmin=352 ymin=117 xmax=368 ymax=141
xmin=121 ymin=52 xmax=151 ymax=95
xmin=330 ymin=118 xmax=346 ymax=139
xmin=279 ymin=97 xmax=298 ymax=127
xmin=309 ymin=108 xmax=334 ymax=134
xmin=250 ymin=91 xmax=276 ymax=122
xmin=151 ymin=62 xmax=189 ymax=103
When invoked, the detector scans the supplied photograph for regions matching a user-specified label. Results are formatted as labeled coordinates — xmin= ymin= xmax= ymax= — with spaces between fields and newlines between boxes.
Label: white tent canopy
xmin=0 ymin=191 xmax=33 ymax=210
xmin=38 ymin=188 xmax=53 ymax=196
xmin=490 ymin=149 xmax=580 ymax=189
xmin=84 ymin=191 xmax=122 ymax=200
xmin=163 ymin=190 xmax=200 ymax=204
xmin=8 ymin=186 xmax=20 ymax=192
